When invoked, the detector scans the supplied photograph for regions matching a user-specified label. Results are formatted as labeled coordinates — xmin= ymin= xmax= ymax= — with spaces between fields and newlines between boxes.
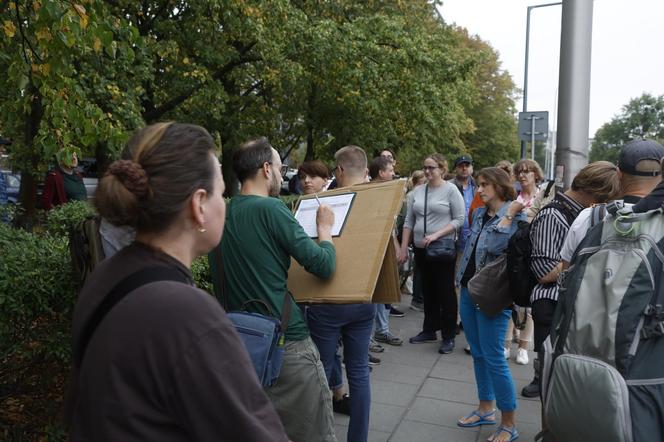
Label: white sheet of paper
xmin=294 ymin=193 xmax=355 ymax=238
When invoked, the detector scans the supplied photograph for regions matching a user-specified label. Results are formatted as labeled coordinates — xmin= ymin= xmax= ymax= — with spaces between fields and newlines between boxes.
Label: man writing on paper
xmin=307 ymin=145 xmax=377 ymax=442
xmin=219 ymin=137 xmax=338 ymax=442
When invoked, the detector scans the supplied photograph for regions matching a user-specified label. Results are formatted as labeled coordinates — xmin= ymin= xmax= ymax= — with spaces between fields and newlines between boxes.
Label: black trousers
xmin=414 ymin=247 xmax=457 ymax=340
xmin=532 ymin=298 xmax=558 ymax=353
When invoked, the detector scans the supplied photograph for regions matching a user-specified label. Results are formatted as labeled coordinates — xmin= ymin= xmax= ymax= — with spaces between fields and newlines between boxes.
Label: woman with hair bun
xmin=66 ymin=122 xmax=287 ymax=441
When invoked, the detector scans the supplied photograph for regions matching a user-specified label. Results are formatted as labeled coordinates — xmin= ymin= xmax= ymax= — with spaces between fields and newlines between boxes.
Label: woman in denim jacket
xmin=455 ymin=167 xmax=525 ymax=442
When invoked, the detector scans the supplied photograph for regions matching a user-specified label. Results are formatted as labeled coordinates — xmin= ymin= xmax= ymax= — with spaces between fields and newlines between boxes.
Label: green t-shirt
xmin=217 ymin=195 xmax=336 ymax=341
xmin=62 ymin=170 xmax=87 ymax=202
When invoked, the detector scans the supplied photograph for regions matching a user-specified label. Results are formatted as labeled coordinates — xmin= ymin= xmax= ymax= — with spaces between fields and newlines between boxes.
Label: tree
xmin=589 ymin=93 xmax=664 ymax=163
xmin=456 ymin=29 xmax=520 ymax=169
xmin=0 ymin=1 xmax=148 ymax=218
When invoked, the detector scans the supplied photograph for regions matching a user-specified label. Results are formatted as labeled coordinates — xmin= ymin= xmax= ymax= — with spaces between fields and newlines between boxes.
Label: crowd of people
xmin=63 ymin=121 xmax=664 ymax=442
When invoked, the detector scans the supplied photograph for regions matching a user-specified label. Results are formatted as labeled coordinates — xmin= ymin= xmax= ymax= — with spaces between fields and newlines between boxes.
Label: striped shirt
xmin=529 ymin=193 xmax=584 ymax=303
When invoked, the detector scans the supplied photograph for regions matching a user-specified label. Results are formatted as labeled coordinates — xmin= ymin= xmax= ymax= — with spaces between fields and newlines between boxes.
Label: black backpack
xmin=506 ymin=195 xmax=576 ymax=307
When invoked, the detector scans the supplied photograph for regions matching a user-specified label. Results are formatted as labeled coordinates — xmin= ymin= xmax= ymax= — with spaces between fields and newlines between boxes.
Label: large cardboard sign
xmin=288 ymin=179 xmax=406 ymax=304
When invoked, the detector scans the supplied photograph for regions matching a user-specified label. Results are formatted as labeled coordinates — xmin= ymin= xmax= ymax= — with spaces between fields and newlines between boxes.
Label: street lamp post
xmin=521 ymin=2 xmax=561 ymax=159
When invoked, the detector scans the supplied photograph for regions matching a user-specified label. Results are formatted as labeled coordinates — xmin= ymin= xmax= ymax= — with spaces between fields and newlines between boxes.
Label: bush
xmin=191 ymin=255 xmax=213 ymax=294
xmin=0 ymin=200 xmax=219 ymax=439
xmin=0 ymin=223 xmax=76 ymax=439
xmin=44 ymin=201 xmax=96 ymax=238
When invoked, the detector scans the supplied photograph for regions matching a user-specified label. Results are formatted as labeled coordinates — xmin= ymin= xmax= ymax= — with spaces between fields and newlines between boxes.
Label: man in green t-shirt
xmin=219 ymin=137 xmax=337 ymax=442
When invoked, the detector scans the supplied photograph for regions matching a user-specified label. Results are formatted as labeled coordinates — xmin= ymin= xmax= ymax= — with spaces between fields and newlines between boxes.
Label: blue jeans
xmin=308 ymin=304 xmax=376 ymax=442
xmin=329 ymin=350 xmax=343 ymax=390
xmin=374 ymin=304 xmax=389 ymax=334
xmin=459 ymin=287 xmax=516 ymax=412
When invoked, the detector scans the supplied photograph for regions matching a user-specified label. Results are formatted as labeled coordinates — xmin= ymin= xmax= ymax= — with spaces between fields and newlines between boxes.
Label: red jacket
xmin=42 ymin=168 xmax=82 ymax=210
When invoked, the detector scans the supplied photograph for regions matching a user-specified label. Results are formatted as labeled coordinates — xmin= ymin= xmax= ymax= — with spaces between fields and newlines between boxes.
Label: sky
xmin=438 ymin=0 xmax=664 ymax=137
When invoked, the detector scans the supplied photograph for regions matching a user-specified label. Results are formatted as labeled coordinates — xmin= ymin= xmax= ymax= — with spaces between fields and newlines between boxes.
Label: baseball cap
xmin=617 ymin=139 xmax=664 ymax=176
xmin=454 ymin=155 xmax=473 ymax=168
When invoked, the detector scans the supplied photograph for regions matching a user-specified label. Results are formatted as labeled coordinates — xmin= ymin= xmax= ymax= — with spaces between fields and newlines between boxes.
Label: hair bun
xmin=107 ymin=160 xmax=149 ymax=198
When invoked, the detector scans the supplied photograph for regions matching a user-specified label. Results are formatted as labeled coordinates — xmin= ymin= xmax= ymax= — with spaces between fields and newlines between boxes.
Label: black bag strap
xmin=542 ymin=180 xmax=556 ymax=199
xmin=545 ymin=196 xmax=578 ymax=225
xmin=76 ymin=266 xmax=188 ymax=366
xmin=213 ymin=245 xmax=292 ymax=332
xmin=424 ymin=184 xmax=429 ymax=236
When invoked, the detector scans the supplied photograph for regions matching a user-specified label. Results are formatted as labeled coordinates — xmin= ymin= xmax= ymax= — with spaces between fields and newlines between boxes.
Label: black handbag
xmin=468 ymin=253 xmax=512 ymax=316
xmin=423 ymin=184 xmax=456 ymax=263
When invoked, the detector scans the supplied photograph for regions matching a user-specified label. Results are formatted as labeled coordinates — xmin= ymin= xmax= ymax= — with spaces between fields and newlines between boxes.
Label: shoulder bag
xmin=214 ymin=246 xmax=289 ymax=387
xmin=423 ymin=184 xmax=456 ymax=263
xmin=468 ymin=253 xmax=512 ymax=316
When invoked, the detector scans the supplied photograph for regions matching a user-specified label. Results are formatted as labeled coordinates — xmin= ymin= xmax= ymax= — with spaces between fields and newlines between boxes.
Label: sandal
xmin=487 ymin=425 xmax=519 ymax=442
xmin=456 ymin=409 xmax=496 ymax=427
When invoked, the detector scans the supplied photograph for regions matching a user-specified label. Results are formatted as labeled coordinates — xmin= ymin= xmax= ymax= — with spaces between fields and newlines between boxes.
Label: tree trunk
xmin=16 ymin=85 xmax=43 ymax=228
xmin=305 ymin=85 xmax=317 ymax=161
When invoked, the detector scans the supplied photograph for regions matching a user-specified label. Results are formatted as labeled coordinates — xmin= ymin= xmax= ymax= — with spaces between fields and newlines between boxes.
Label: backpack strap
xmin=213 ymin=244 xmax=292 ymax=333
xmin=76 ymin=266 xmax=189 ymax=366
xmin=542 ymin=180 xmax=556 ymax=199
xmin=423 ymin=184 xmax=429 ymax=236
xmin=590 ymin=203 xmax=607 ymax=228
xmin=545 ymin=197 xmax=578 ymax=225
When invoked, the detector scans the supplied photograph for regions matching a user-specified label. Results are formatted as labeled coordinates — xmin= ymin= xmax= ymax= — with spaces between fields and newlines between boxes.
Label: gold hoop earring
xmin=197 ymin=227 xmax=207 ymax=233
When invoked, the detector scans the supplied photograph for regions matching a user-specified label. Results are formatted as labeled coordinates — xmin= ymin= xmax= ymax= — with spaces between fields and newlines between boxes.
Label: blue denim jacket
xmin=455 ymin=201 xmax=525 ymax=287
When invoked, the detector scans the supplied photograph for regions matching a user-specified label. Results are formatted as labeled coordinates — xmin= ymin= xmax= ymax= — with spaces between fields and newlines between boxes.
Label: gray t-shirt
xmin=404 ymin=182 xmax=465 ymax=248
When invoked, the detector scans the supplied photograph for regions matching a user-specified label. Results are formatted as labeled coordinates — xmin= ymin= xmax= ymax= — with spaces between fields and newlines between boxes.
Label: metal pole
xmin=521 ymin=8 xmax=531 ymax=159
xmin=521 ymin=2 xmax=561 ymax=160
xmin=555 ymin=0 xmax=594 ymax=189
xmin=531 ymin=117 xmax=536 ymax=159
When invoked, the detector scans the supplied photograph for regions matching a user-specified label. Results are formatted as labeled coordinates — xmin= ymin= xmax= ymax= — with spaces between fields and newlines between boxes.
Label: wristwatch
xmin=504 ymin=214 xmax=514 ymax=220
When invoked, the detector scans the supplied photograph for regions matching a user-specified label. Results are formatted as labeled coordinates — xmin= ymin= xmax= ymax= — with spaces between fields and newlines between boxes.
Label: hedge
xmin=0 ymin=202 xmax=214 ymax=440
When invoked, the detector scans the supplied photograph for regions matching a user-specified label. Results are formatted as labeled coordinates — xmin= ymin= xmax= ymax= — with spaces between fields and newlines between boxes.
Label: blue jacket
xmin=455 ymin=201 xmax=525 ymax=287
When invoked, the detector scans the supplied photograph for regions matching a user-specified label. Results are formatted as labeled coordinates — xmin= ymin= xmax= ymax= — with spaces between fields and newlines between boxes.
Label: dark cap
xmin=617 ymin=139 xmax=664 ymax=176
xmin=454 ymin=155 xmax=473 ymax=167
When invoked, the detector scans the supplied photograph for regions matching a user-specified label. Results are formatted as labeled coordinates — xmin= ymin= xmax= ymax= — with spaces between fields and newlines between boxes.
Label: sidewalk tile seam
xmin=385 ymin=353 xmax=444 ymax=439
xmin=401 ymin=416 xmax=482 ymax=433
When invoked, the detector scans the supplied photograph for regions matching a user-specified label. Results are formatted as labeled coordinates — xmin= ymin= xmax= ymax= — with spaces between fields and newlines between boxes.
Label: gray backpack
xmin=541 ymin=203 xmax=664 ymax=442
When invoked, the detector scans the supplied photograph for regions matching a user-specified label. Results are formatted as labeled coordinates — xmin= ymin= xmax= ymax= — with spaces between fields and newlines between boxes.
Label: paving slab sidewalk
xmin=332 ymin=295 xmax=541 ymax=442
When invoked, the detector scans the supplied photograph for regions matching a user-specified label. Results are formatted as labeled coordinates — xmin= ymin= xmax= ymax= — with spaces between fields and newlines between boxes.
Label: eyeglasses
xmin=516 ymin=169 xmax=534 ymax=175
xmin=422 ymin=166 xmax=438 ymax=171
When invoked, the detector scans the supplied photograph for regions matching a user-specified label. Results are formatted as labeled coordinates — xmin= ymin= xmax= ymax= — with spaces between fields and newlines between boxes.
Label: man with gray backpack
xmin=540 ymin=140 xmax=664 ymax=441
xmin=520 ymin=162 xmax=621 ymax=400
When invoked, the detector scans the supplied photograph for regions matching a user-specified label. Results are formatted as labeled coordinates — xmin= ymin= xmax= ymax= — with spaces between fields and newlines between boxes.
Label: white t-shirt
xmin=559 ymin=203 xmax=634 ymax=262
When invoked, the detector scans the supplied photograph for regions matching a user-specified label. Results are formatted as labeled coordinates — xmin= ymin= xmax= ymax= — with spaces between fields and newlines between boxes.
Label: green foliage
xmin=191 ymin=255 xmax=213 ymax=294
xmin=590 ymin=93 xmax=664 ymax=163
xmin=0 ymin=224 xmax=76 ymax=360
xmin=0 ymin=221 xmax=76 ymax=437
xmin=457 ymin=30 xmax=520 ymax=169
xmin=44 ymin=200 xmax=96 ymax=237
xmin=2 ymin=0 xmax=521 ymax=202
xmin=1 ymin=0 xmax=148 ymax=214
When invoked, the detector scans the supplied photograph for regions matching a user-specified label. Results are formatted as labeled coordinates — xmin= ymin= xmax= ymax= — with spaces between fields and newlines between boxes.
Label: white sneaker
xmin=516 ymin=348 xmax=529 ymax=365
xmin=504 ymin=347 xmax=510 ymax=360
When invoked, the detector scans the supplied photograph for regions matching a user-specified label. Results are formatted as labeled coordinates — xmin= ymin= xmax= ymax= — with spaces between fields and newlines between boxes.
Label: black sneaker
xmin=439 ymin=338 xmax=455 ymax=354
xmin=333 ymin=394 xmax=351 ymax=416
xmin=368 ymin=354 xmax=381 ymax=365
xmin=409 ymin=331 xmax=437 ymax=344
xmin=389 ymin=306 xmax=405 ymax=317
xmin=521 ymin=379 xmax=540 ymax=398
